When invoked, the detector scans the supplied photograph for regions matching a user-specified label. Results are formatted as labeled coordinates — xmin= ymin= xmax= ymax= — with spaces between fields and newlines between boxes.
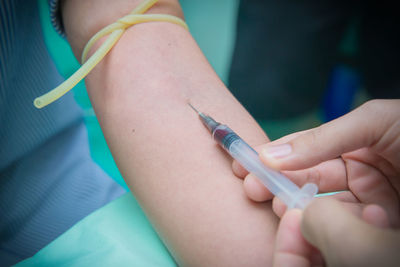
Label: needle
xmin=188 ymin=102 xmax=200 ymax=115
xmin=189 ymin=105 xmax=319 ymax=209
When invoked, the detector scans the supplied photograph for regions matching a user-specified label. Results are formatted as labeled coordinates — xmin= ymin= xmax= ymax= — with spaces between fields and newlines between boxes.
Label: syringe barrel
xmin=212 ymin=124 xmax=318 ymax=209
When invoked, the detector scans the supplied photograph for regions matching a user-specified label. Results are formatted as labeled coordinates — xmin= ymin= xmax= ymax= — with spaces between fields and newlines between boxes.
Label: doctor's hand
xmin=232 ymin=99 xmax=400 ymax=224
xmin=273 ymin=198 xmax=400 ymax=267
xmin=232 ymin=99 xmax=400 ymax=266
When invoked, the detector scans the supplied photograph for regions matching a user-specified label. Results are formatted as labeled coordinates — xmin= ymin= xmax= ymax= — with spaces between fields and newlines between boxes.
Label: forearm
xmin=62 ymin=1 xmax=278 ymax=266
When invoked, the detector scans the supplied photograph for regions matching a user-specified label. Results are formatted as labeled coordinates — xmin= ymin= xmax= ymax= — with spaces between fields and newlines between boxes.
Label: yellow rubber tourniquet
xmin=34 ymin=0 xmax=188 ymax=109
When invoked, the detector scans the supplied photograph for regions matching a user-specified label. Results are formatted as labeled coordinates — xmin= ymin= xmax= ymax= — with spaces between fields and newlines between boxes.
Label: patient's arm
xmin=62 ymin=0 xmax=278 ymax=265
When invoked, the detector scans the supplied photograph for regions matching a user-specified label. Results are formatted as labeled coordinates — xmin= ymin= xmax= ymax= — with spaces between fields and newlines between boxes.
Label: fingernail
xmin=262 ymin=144 xmax=292 ymax=159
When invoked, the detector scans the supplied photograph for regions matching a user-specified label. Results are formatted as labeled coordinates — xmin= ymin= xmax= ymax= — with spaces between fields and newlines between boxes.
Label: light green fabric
xmin=16 ymin=193 xmax=176 ymax=267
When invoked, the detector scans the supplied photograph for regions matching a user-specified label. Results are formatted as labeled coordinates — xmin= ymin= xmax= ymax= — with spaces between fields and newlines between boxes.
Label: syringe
xmin=189 ymin=104 xmax=318 ymax=209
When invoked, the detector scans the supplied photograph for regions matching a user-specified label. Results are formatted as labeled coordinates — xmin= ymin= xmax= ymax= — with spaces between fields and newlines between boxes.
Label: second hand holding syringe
xmin=189 ymin=104 xmax=318 ymax=210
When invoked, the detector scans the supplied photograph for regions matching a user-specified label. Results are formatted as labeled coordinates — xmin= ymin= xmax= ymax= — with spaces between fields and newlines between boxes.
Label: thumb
xmin=301 ymin=198 xmax=400 ymax=267
xmin=259 ymin=100 xmax=399 ymax=170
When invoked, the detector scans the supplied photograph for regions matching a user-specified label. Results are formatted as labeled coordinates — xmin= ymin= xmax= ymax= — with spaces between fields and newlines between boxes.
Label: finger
xmin=272 ymin=197 xmax=286 ymax=218
xmin=344 ymin=148 xmax=400 ymax=200
xmin=235 ymin=140 xmax=349 ymax=196
xmin=259 ymin=100 xmax=398 ymax=171
xmin=267 ymin=129 xmax=312 ymax=145
xmin=243 ymin=157 xmax=348 ymax=204
xmin=231 ymin=143 xmax=267 ymax=178
xmin=326 ymin=191 xmax=359 ymax=203
xmin=281 ymin=193 xmax=390 ymax=228
xmin=282 ymin=158 xmax=348 ymax=193
xmin=343 ymin=157 xmax=400 ymax=227
xmin=232 ymin=160 xmax=248 ymax=178
xmin=232 ymin=132 xmax=310 ymax=178
xmin=301 ymin=198 xmax=364 ymax=266
xmin=273 ymin=209 xmax=314 ymax=267
xmin=301 ymin=198 xmax=400 ymax=267
xmin=273 ymin=191 xmax=358 ymax=219
xmin=310 ymin=193 xmax=390 ymax=228
xmin=243 ymin=173 xmax=273 ymax=202
xmin=273 ymin=191 xmax=387 ymax=227
xmin=362 ymin=204 xmax=390 ymax=228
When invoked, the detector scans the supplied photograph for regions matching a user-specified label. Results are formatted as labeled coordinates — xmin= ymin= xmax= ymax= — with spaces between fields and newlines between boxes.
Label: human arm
xmin=61 ymin=0 xmax=278 ymax=266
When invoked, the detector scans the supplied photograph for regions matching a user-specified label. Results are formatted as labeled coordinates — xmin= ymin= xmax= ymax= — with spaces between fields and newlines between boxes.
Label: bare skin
xmin=62 ymin=0 xmax=278 ymax=266
xmin=233 ymin=99 xmax=400 ymax=266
